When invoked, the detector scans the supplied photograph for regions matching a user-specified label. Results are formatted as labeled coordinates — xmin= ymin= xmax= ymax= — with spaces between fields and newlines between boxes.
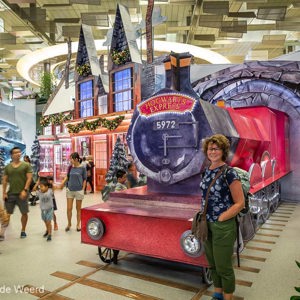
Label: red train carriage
xmin=81 ymin=52 xmax=290 ymax=283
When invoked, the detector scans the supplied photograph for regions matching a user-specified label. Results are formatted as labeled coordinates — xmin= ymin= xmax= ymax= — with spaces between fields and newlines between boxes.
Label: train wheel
xmin=270 ymin=181 xmax=280 ymax=212
xmin=250 ymin=191 xmax=264 ymax=229
xmin=202 ymin=267 xmax=213 ymax=285
xmin=261 ymin=188 xmax=270 ymax=222
xmin=98 ymin=247 xmax=119 ymax=264
xmin=253 ymin=212 xmax=264 ymax=229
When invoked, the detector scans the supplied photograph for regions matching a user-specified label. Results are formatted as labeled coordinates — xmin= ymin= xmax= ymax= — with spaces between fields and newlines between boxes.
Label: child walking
xmin=33 ymin=176 xmax=58 ymax=231
xmin=46 ymin=176 xmax=58 ymax=230
xmin=36 ymin=177 xmax=54 ymax=241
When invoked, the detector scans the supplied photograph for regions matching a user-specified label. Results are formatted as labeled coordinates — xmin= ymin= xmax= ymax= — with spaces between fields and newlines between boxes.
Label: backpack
xmin=225 ymin=166 xmax=251 ymax=217
xmin=225 ymin=166 xmax=253 ymax=267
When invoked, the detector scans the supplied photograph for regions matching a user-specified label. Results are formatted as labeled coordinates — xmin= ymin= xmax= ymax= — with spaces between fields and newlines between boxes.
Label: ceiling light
xmin=13 ymin=87 xmax=23 ymax=91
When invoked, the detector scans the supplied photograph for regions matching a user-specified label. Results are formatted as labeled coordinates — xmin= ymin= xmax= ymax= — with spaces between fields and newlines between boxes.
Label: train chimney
xmin=163 ymin=57 xmax=172 ymax=89
xmin=169 ymin=52 xmax=198 ymax=98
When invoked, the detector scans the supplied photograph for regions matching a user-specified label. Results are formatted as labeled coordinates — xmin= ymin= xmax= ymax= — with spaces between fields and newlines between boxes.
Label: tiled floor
xmin=0 ymin=186 xmax=299 ymax=300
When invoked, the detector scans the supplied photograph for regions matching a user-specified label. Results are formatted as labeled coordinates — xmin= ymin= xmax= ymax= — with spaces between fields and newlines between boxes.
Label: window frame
xmin=110 ymin=64 xmax=134 ymax=113
xmin=77 ymin=78 xmax=94 ymax=118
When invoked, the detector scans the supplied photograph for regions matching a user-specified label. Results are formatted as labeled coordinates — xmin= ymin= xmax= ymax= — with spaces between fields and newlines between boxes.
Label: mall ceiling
xmin=1 ymin=0 xmax=300 ymax=92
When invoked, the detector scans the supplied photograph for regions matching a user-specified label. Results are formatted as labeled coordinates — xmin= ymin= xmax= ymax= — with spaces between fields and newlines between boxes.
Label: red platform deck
xmin=81 ymin=186 xmax=208 ymax=267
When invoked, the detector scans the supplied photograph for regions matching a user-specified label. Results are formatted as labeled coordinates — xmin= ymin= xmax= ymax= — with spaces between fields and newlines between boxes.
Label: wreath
xmin=111 ymin=49 xmax=130 ymax=65
xmin=76 ymin=63 xmax=91 ymax=76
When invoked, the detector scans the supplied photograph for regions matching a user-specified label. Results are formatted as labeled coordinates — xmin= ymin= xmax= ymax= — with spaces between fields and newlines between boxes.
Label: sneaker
xmin=47 ymin=235 xmax=52 ymax=241
xmin=54 ymin=223 xmax=58 ymax=231
xmin=0 ymin=235 xmax=4 ymax=241
xmin=90 ymin=191 xmax=94 ymax=193
xmin=43 ymin=231 xmax=48 ymax=238
xmin=20 ymin=232 xmax=27 ymax=238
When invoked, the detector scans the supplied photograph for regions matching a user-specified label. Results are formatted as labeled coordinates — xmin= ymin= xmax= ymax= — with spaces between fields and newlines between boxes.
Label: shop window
xmin=98 ymin=94 xmax=108 ymax=115
xmin=95 ymin=140 xmax=107 ymax=169
xmin=54 ymin=145 xmax=61 ymax=164
xmin=79 ymin=80 xmax=93 ymax=118
xmin=75 ymin=137 xmax=90 ymax=157
xmin=55 ymin=125 xmax=61 ymax=134
xmin=44 ymin=125 xmax=52 ymax=135
xmin=112 ymin=68 xmax=133 ymax=112
xmin=63 ymin=124 xmax=69 ymax=133
xmin=61 ymin=143 xmax=71 ymax=172
xmin=39 ymin=144 xmax=53 ymax=172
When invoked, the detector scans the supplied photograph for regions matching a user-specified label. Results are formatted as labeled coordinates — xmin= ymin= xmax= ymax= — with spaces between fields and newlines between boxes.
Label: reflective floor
xmin=0 ymin=186 xmax=299 ymax=300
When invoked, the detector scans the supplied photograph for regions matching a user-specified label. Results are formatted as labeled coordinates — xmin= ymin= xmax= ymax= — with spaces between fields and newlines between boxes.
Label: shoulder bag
xmin=192 ymin=165 xmax=226 ymax=242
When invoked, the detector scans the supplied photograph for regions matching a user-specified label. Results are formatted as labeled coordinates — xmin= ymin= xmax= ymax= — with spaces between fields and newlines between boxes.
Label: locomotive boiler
xmin=81 ymin=52 xmax=290 ymax=282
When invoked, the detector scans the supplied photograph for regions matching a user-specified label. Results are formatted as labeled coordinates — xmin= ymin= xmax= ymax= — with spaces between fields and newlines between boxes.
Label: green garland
xmin=111 ymin=48 xmax=130 ymax=65
xmin=66 ymin=116 xmax=125 ymax=133
xmin=40 ymin=112 xmax=73 ymax=127
xmin=76 ymin=63 xmax=91 ymax=76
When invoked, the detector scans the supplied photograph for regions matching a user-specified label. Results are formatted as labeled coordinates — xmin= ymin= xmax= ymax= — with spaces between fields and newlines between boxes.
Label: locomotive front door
xmin=94 ymin=139 xmax=108 ymax=191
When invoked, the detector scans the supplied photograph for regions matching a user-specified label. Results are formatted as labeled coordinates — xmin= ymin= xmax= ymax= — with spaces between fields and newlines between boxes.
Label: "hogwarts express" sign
xmin=138 ymin=93 xmax=196 ymax=116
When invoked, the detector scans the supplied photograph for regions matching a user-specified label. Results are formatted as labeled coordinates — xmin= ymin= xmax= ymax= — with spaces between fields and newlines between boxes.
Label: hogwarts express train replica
xmin=81 ymin=52 xmax=290 ymax=283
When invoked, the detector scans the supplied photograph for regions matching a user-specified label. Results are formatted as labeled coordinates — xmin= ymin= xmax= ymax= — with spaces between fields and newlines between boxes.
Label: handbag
xmin=192 ymin=165 xmax=226 ymax=242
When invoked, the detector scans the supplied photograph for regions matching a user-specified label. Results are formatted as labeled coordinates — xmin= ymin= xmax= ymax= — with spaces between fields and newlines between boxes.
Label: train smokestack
xmin=169 ymin=52 xmax=198 ymax=98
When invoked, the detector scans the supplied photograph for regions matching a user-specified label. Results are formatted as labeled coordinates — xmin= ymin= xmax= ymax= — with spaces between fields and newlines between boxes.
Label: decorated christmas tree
xmin=30 ymin=136 xmax=40 ymax=182
xmin=0 ymin=147 xmax=5 ymax=182
xmin=101 ymin=136 xmax=129 ymax=201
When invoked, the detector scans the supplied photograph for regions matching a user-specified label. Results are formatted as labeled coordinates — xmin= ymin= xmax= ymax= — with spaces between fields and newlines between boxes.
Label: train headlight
xmin=180 ymin=230 xmax=204 ymax=257
xmin=86 ymin=218 xmax=105 ymax=240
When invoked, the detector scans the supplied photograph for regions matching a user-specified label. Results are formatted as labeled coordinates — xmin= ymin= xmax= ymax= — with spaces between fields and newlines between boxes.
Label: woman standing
xmin=200 ymin=134 xmax=244 ymax=300
xmin=24 ymin=155 xmax=31 ymax=164
xmin=60 ymin=152 xmax=87 ymax=232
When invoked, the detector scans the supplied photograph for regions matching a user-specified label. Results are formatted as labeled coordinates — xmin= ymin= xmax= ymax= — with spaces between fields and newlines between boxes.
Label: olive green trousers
xmin=204 ymin=218 xmax=237 ymax=294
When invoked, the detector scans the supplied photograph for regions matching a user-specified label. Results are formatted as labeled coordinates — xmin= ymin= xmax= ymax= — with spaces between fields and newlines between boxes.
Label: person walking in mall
xmin=84 ymin=158 xmax=94 ymax=194
xmin=23 ymin=155 xmax=31 ymax=164
xmin=2 ymin=146 xmax=33 ymax=239
xmin=36 ymin=177 xmax=54 ymax=241
xmin=200 ymin=134 xmax=244 ymax=300
xmin=59 ymin=152 xmax=87 ymax=232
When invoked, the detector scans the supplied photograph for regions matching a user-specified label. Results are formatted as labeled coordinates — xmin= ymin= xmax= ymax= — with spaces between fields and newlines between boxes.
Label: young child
xmin=115 ymin=170 xmax=127 ymax=191
xmin=46 ymin=176 xmax=58 ymax=230
xmin=33 ymin=176 xmax=58 ymax=230
xmin=36 ymin=177 xmax=54 ymax=241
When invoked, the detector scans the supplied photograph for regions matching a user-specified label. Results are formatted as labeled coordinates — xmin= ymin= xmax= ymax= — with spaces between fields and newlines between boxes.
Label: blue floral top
xmin=200 ymin=165 xmax=239 ymax=222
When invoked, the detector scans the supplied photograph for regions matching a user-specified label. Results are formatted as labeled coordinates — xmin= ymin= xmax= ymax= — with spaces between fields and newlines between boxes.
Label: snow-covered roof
xmin=43 ymin=80 xmax=75 ymax=116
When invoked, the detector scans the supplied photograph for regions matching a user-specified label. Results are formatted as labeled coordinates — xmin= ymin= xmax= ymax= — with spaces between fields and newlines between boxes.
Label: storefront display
xmin=38 ymin=142 xmax=54 ymax=177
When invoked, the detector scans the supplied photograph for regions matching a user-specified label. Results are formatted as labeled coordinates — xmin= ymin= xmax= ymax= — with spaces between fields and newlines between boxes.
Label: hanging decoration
xmin=66 ymin=116 xmax=125 ymax=134
xmin=40 ymin=112 xmax=73 ymax=127
xmin=111 ymin=48 xmax=130 ymax=65
xmin=76 ymin=63 xmax=91 ymax=76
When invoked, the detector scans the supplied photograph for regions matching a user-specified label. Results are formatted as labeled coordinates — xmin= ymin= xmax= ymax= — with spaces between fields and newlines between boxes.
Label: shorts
xmin=66 ymin=188 xmax=84 ymax=201
xmin=41 ymin=208 xmax=53 ymax=222
xmin=5 ymin=194 xmax=29 ymax=215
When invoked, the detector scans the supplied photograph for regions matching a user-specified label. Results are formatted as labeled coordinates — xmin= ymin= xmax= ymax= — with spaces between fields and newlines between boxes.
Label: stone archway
xmin=193 ymin=61 xmax=300 ymax=201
